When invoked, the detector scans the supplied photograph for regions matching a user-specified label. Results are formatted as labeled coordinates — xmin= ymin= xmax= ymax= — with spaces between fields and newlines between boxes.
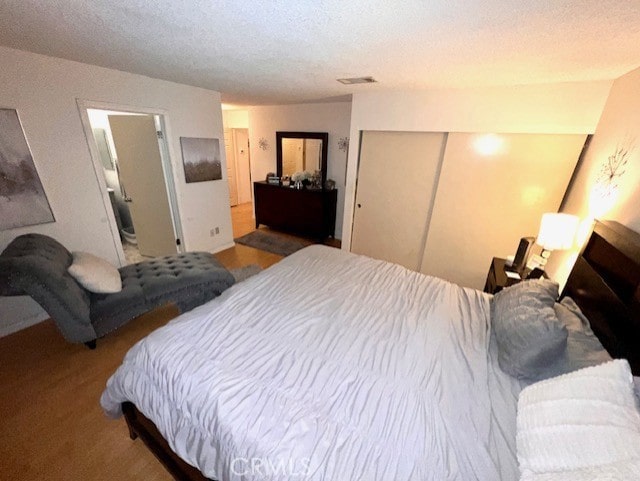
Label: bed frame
xmin=122 ymin=219 xmax=640 ymax=481
xmin=122 ymin=402 xmax=213 ymax=481
xmin=561 ymin=220 xmax=640 ymax=374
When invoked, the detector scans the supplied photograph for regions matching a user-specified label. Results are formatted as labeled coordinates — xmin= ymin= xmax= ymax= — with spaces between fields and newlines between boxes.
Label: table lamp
xmin=536 ymin=213 xmax=579 ymax=269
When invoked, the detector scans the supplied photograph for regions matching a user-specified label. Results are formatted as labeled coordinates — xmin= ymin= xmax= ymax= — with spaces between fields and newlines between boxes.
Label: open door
xmin=109 ymin=115 xmax=177 ymax=257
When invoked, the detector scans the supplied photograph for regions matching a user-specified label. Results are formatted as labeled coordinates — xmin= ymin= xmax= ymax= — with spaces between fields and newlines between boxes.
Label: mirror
xmin=276 ymin=131 xmax=328 ymax=186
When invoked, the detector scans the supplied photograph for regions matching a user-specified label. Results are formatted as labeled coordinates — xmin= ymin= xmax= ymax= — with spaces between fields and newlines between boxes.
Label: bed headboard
xmin=562 ymin=220 xmax=640 ymax=374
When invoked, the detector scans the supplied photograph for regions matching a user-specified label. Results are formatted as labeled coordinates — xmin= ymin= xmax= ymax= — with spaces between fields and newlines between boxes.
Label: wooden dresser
xmin=253 ymin=181 xmax=337 ymax=239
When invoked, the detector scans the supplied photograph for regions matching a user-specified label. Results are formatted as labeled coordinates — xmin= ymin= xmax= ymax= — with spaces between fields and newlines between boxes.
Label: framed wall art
xmin=0 ymin=108 xmax=54 ymax=230
xmin=180 ymin=137 xmax=222 ymax=183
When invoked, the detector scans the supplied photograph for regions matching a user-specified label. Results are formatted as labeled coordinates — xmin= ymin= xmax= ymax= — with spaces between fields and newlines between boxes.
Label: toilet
xmin=121 ymin=226 xmax=137 ymax=245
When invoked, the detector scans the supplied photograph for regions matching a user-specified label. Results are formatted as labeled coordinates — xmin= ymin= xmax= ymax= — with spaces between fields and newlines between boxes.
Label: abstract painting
xmin=180 ymin=137 xmax=222 ymax=183
xmin=0 ymin=109 xmax=54 ymax=230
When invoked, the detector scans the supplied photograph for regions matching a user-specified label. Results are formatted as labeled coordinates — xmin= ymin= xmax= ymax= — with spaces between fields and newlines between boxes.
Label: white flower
xmin=291 ymin=171 xmax=313 ymax=182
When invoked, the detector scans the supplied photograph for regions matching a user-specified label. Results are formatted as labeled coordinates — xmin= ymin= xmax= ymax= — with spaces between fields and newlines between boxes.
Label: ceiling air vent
xmin=337 ymin=76 xmax=377 ymax=85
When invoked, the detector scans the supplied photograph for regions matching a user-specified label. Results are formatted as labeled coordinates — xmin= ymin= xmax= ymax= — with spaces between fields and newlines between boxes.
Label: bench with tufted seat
xmin=0 ymin=233 xmax=235 ymax=347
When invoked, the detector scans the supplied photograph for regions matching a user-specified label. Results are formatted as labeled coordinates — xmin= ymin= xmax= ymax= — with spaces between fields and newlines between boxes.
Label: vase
xmin=294 ymin=180 xmax=303 ymax=189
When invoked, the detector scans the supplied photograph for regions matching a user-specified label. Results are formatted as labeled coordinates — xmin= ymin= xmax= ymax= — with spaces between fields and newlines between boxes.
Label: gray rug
xmin=230 ymin=264 xmax=262 ymax=283
xmin=234 ymin=230 xmax=312 ymax=256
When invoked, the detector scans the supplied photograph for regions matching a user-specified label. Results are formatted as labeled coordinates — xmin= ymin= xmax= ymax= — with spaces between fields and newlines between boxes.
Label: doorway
xmin=224 ymin=128 xmax=251 ymax=207
xmin=80 ymin=104 xmax=183 ymax=265
xmin=224 ymin=127 xmax=252 ymax=238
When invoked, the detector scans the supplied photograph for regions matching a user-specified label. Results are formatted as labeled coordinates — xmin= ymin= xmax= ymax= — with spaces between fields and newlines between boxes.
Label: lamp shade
xmin=536 ymin=213 xmax=579 ymax=251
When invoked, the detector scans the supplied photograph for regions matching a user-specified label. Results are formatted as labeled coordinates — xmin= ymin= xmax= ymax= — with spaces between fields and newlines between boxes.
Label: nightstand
xmin=483 ymin=257 xmax=524 ymax=294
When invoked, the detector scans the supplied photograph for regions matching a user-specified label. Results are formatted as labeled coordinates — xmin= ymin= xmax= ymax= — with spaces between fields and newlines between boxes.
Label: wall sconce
xmin=338 ymin=137 xmax=349 ymax=152
xmin=258 ymin=137 xmax=268 ymax=151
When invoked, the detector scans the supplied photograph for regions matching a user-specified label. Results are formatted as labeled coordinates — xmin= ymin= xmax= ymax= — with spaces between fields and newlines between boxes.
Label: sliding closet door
xmin=420 ymin=133 xmax=587 ymax=289
xmin=351 ymin=131 xmax=446 ymax=270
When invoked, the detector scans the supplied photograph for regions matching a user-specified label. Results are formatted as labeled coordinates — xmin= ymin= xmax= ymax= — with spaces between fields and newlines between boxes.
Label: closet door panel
xmin=420 ymin=133 xmax=587 ymax=289
xmin=351 ymin=131 xmax=446 ymax=270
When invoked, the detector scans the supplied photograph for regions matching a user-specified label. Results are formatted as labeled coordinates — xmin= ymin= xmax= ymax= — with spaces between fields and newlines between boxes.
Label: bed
xmin=101 ymin=220 xmax=640 ymax=481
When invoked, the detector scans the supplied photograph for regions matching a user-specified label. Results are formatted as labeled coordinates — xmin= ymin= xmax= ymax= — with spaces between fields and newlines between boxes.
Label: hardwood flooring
xmin=230 ymin=202 xmax=256 ymax=239
xmin=0 ymin=306 xmax=180 ymax=481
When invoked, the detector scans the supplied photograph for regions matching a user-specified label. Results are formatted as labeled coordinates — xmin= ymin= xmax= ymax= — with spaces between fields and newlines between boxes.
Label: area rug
xmin=234 ymin=229 xmax=313 ymax=256
xmin=229 ymin=264 xmax=262 ymax=283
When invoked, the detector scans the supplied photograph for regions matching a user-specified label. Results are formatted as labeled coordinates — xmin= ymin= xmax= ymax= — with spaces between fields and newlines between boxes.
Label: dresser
xmin=253 ymin=181 xmax=337 ymax=239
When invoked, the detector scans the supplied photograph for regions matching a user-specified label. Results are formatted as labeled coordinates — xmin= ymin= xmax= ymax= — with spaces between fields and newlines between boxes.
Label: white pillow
xmin=517 ymin=360 xmax=640 ymax=480
xmin=67 ymin=251 xmax=122 ymax=294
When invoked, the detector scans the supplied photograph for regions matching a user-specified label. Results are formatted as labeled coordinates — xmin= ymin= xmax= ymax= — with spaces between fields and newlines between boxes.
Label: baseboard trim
xmin=0 ymin=315 xmax=46 ymax=338
xmin=211 ymin=241 xmax=235 ymax=254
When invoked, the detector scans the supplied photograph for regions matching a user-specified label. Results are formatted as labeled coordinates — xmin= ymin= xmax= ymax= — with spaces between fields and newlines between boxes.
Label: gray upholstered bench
xmin=0 ymin=234 xmax=235 ymax=347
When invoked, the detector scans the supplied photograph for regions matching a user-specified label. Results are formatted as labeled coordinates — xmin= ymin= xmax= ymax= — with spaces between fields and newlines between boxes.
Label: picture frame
xmin=0 ymin=108 xmax=55 ymax=230
xmin=180 ymin=137 xmax=223 ymax=183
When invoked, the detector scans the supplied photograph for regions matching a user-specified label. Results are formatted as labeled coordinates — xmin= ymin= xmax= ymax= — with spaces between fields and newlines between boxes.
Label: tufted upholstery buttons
xmin=90 ymin=251 xmax=234 ymax=338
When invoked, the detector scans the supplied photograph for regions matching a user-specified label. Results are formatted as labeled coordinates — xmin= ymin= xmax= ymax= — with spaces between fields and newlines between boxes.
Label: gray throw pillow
xmin=491 ymin=279 xmax=568 ymax=381
xmin=539 ymin=296 xmax=612 ymax=378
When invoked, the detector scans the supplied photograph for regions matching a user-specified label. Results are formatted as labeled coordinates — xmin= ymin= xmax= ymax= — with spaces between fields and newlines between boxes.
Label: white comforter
xmin=101 ymin=245 xmax=521 ymax=480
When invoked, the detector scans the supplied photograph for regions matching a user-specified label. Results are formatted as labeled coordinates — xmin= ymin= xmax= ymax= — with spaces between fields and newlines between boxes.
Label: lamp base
xmin=539 ymin=249 xmax=552 ymax=266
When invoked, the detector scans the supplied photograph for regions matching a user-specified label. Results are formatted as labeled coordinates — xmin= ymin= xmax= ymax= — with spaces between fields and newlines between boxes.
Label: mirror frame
xmin=276 ymin=131 xmax=329 ymax=186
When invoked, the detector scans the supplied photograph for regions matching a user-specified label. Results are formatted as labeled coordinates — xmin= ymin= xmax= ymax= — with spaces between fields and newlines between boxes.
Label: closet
xmin=351 ymin=131 xmax=446 ymax=270
xmin=352 ymin=131 xmax=587 ymax=289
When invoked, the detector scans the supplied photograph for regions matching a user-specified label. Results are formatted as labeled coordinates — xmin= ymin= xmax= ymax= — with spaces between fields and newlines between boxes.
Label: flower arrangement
xmin=291 ymin=171 xmax=314 ymax=182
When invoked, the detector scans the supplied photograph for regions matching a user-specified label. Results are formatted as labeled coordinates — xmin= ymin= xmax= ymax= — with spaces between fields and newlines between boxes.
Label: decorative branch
xmin=597 ymin=144 xmax=629 ymax=190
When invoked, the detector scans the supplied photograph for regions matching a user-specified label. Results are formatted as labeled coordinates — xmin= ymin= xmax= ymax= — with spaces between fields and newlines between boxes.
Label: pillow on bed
xmin=68 ymin=251 xmax=122 ymax=294
xmin=491 ymin=279 xmax=567 ymax=381
xmin=541 ymin=297 xmax=612 ymax=378
xmin=516 ymin=360 xmax=640 ymax=480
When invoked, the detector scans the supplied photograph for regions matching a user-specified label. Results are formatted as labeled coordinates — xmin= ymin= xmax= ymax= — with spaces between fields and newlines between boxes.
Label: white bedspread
xmin=101 ymin=245 xmax=521 ymax=480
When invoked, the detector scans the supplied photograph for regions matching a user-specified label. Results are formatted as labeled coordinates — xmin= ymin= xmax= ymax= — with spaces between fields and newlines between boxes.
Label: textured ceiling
xmin=1 ymin=1 xmax=639 ymax=105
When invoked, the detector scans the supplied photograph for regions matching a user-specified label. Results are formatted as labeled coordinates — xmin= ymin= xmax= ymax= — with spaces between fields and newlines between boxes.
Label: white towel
xmin=517 ymin=360 xmax=640 ymax=480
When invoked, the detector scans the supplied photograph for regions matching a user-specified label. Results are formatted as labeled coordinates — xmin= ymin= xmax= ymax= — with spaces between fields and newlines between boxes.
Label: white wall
xmin=0 ymin=46 xmax=232 ymax=336
xmin=222 ymin=109 xmax=249 ymax=129
xmin=248 ymin=102 xmax=352 ymax=239
xmin=342 ymin=81 xmax=614 ymax=251
xmin=547 ymin=66 xmax=640 ymax=285
xmin=421 ymin=132 xmax=586 ymax=289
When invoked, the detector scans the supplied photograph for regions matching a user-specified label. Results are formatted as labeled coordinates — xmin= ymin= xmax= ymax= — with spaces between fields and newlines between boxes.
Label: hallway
xmin=230 ymin=202 xmax=255 ymax=238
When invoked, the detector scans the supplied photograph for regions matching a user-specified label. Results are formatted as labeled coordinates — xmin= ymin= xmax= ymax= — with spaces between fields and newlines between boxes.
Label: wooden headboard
xmin=562 ymin=220 xmax=640 ymax=374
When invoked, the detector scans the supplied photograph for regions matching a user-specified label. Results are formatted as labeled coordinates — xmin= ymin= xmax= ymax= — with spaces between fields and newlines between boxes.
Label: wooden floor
xmin=0 ymin=307 xmax=181 ymax=481
xmin=220 ymin=202 xmax=285 ymax=269
xmin=0 ymin=204 xmax=283 ymax=481
xmin=230 ymin=202 xmax=256 ymax=239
